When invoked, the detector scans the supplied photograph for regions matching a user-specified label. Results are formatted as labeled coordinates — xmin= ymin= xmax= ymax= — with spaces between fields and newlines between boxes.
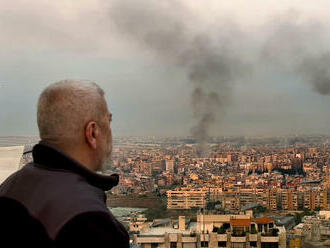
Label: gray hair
xmin=37 ymin=80 xmax=107 ymax=144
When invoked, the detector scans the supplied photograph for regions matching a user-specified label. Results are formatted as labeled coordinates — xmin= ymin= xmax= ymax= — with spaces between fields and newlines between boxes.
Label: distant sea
xmin=0 ymin=136 xmax=39 ymax=147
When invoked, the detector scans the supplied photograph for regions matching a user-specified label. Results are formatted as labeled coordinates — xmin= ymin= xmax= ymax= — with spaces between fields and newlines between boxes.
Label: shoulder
xmin=2 ymin=163 xmax=107 ymax=212
xmin=55 ymin=211 xmax=129 ymax=248
xmin=15 ymin=164 xmax=109 ymax=239
xmin=40 ymin=172 xmax=109 ymax=238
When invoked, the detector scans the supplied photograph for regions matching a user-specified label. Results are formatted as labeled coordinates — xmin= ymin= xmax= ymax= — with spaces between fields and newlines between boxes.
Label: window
xmin=201 ymin=241 xmax=209 ymax=247
xmin=231 ymin=243 xmax=246 ymax=248
xmin=261 ymin=243 xmax=278 ymax=248
xmin=218 ymin=241 xmax=227 ymax=247
xmin=183 ymin=243 xmax=196 ymax=248
xmin=151 ymin=244 xmax=158 ymax=248
xmin=250 ymin=241 xmax=257 ymax=247
xmin=171 ymin=242 xmax=177 ymax=248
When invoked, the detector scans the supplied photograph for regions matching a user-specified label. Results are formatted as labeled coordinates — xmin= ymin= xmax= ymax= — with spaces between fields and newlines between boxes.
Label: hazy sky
xmin=1 ymin=0 xmax=330 ymax=137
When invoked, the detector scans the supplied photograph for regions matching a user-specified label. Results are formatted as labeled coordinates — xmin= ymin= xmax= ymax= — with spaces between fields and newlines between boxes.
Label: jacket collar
xmin=32 ymin=141 xmax=119 ymax=191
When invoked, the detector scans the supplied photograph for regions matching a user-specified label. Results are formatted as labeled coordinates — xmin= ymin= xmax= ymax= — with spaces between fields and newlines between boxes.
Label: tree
xmin=250 ymin=225 xmax=257 ymax=234
xmin=253 ymin=205 xmax=267 ymax=216
xmin=217 ymin=225 xmax=226 ymax=234
xmin=206 ymin=202 xmax=216 ymax=210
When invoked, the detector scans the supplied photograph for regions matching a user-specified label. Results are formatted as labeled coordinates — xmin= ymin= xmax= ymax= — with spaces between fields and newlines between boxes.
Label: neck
xmin=65 ymin=148 xmax=97 ymax=172
xmin=44 ymin=140 xmax=97 ymax=172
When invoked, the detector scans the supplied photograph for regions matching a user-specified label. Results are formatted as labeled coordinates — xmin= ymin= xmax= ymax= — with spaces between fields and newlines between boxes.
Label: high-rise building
xmin=166 ymin=159 xmax=175 ymax=173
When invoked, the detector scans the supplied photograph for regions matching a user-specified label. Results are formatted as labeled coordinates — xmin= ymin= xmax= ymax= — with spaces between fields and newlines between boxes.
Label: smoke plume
xmin=110 ymin=2 xmax=330 ymax=146
xmin=110 ymin=0 xmax=247 ymax=156
xmin=261 ymin=13 xmax=330 ymax=96
xmin=299 ymin=53 xmax=330 ymax=95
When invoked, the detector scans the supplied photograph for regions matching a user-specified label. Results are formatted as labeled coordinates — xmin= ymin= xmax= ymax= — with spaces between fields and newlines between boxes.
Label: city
xmin=3 ymin=135 xmax=330 ymax=247
xmin=2 ymin=1 xmax=330 ymax=247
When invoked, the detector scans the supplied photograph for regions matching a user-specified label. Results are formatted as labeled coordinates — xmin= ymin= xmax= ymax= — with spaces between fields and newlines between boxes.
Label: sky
xmin=1 ymin=0 xmax=330 ymax=137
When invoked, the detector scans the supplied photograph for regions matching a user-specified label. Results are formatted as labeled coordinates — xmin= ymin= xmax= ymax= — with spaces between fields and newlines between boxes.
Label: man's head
xmin=37 ymin=80 xmax=112 ymax=171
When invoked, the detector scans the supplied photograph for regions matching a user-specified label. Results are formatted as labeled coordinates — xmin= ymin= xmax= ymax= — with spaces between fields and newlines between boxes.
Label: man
xmin=0 ymin=80 xmax=129 ymax=247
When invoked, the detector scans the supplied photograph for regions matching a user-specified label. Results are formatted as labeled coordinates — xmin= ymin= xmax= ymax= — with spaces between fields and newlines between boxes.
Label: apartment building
xmin=168 ymin=187 xmax=330 ymax=212
xmin=133 ymin=214 xmax=286 ymax=248
xmin=167 ymin=190 xmax=207 ymax=209
xmin=266 ymin=189 xmax=278 ymax=211
xmin=280 ymin=189 xmax=299 ymax=211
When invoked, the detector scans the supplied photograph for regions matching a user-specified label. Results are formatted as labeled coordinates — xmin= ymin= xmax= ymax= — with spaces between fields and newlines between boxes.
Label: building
xmin=133 ymin=214 xmax=286 ymax=248
xmin=129 ymin=214 xmax=150 ymax=233
xmin=292 ymin=212 xmax=330 ymax=247
xmin=266 ymin=189 xmax=278 ymax=211
xmin=167 ymin=190 xmax=207 ymax=210
xmin=281 ymin=189 xmax=298 ymax=211
xmin=166 ymin=160 xmax=175 ymax=173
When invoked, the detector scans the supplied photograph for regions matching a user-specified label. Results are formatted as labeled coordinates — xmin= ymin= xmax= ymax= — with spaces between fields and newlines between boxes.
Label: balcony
xmin=232 ymin=231 xmax=246 ymax=237
xmin=231 ymin=236 xmax=247 ymax=243
xmin=249 ymin=234 xmax=258 ymax=241
xmin=320 ymin=227 xmax=330 ymax=236
xmin=261 ymin=228 xmax=279 ymax=238
xmin=136 ymin=236 xmax=165 ymax=243
xmin=217 ymin=234 xmax=228 ymax=241
xmin=200 ymin=235 xmax=209 ymax=241
xmin=169 ymin=234 xmax=178 ymax=242
xmin=182 ymin=236 xmax=197 ymax=243
xmin=261 ymin=236 xmax=279 ymax=242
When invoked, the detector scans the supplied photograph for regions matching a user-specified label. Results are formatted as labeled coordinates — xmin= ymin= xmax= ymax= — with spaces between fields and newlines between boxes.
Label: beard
xmin=97 ymin=147 xmax=112 ymax=173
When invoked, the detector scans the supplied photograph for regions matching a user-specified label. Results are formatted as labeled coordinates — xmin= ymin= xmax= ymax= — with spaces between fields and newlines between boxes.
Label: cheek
xmin=106 ymin=128 xmax=112 ymax=150
xmin=108 ymin=128 xmax=112 ymax=143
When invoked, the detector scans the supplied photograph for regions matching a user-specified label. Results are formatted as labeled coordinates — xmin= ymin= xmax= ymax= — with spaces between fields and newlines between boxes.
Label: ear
xmin=85 ymin=121 xmax=99 ymax=150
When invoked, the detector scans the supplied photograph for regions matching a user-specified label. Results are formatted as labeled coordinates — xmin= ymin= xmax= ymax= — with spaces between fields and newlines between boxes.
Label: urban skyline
xmin=3 ymin=134 xmax=330 ymax=247
xmin=3 ymin=1 xmax=330 ymax=247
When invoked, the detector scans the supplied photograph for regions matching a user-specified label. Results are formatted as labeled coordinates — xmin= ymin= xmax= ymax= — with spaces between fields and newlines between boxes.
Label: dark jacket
xmin=0 ymin=142 xmax=129 ymax=248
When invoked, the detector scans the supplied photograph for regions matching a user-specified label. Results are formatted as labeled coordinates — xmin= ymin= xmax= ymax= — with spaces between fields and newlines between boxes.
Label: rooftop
xmin=253 ymin=217 xmax=275 ymax=225
xmin=139 ymin=221 xmax=197 ymax=236
xmin=230 ymin=219 xmax=251 ymax=227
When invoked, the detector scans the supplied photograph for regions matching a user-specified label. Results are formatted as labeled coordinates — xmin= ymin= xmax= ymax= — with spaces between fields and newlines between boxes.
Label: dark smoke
xmin=191 ymin=88 xmax=221 ymax=156
xmin=261 ymin=13 xmax=330 ymax=96
xmin=110 ymin=0 xmax=248 ymax=157
xmin=299 ymin=54 xmax=330 ymax=95
xmin=110 ymin=2 xmax=330 ymax=146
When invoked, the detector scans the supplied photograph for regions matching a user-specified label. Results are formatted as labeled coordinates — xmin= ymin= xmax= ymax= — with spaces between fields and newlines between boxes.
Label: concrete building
xmin=166 ymin=160 xmax=175 ymax=173
xmin=129 ymin=214 xmax=150 ymax=233
xmin=222 ymin=192 xmax=240 ymax=211
xmin=133 ymin=214 xmax=286 ymax=248
xmin=291 ymin=212 xmax=330 ymax=247
xmin=167 ymin=190 xmax=207 ymax=210
xmin=266 ymin=189 xmax=278 ymax=211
